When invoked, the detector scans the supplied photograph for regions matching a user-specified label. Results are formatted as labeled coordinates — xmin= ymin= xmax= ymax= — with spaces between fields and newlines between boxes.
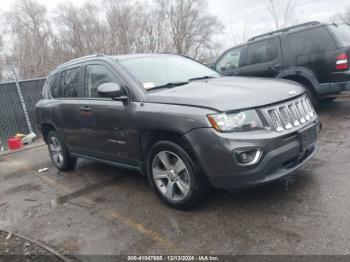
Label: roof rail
xmin=57 ymin=54 xmax=105 ymax=69
xmin=247 ymin=21 xmax=321 ymax=42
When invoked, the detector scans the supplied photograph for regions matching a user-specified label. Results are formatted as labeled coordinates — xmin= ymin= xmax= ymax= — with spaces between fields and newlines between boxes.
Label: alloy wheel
xmin=49 ymin=137 xmax=64 ymax=168
xmin=152 ymin=151 xmax=191 ymax=202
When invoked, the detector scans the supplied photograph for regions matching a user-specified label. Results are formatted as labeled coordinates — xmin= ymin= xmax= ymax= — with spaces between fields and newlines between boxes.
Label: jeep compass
xmin=36 ymin=54 xmax=320 ymax=210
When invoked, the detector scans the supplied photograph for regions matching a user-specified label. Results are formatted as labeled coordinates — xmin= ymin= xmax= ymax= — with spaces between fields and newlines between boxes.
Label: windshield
xmin=119 ymin=56 xmax=220 ymax=90
xmin=329 ymin=24 xmax=350 ymax=47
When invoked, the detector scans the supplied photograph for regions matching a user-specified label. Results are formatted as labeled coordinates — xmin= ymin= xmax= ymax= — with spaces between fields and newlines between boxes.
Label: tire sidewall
xmin=47 ymin=131 xmax=74 ymax=171
xmin=146 ymin=140 xmax=202 ymax=210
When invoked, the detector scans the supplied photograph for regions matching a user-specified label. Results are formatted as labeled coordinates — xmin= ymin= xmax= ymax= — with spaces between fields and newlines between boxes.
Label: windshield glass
xmin=119 ymin=56 xmax=220 ymax=90
xmin=329 ymin=24 xmax=350 ymax=47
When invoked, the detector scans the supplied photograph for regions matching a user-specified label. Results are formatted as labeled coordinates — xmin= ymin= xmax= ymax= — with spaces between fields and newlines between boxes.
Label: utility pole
xmin=10 ymin=65 xmax=34 ymax=134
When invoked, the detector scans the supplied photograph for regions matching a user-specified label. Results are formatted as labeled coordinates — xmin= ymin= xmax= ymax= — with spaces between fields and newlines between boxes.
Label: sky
xmin=0 ymin=0 xmax=349 ymax=50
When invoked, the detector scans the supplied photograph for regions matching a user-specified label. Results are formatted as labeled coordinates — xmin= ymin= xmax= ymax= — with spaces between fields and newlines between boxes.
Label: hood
xmin=145 ymin=77 xmax=305 ymax=112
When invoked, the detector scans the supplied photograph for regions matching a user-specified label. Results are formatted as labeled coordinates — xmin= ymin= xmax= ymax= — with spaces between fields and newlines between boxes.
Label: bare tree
xmin=156 ymin=0 xmax=223 ymax=59
xmin=4 ymin=0 xmax=53 ymax=79
xmin=266 ymin=0 xmax=299 ymax=30
xmin=0 ymin=34 xmax=3 ymax=82
xmin=339 ymin=7 xmax=350 ymax=24
xmin=0 ymin=0 xmax=224 ymax=79
xmin=55 ymin=2 xmax=109 ymax=58
xmin=227 ymin=19 xmax=253 ymax=46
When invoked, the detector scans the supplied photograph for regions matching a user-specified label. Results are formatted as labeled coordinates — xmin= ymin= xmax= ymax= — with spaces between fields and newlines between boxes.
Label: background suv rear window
xmin=287 ymin=27 xmax=335 ymax=56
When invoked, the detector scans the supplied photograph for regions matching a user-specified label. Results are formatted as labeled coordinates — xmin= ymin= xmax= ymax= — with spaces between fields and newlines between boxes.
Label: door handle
xmin=79 ymin=106 xmax=91 ymax=111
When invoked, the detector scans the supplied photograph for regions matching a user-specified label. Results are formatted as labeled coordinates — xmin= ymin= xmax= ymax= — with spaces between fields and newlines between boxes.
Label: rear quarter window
xmin=287 ymin=27 xmax=336 ymax=56
xmin=46 ymin=73 xmax=61 ymax=98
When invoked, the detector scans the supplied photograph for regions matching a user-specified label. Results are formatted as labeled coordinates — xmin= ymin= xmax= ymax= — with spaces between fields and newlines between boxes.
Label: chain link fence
xmin=0 ymin=78 xmax=46 ymax=148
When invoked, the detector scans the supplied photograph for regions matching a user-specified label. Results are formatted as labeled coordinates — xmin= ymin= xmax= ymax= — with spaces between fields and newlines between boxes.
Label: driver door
xmin=78 ymin=62 xmax=137 ymax=166
xmin=215 ymin=46 xmax=244 ymax=76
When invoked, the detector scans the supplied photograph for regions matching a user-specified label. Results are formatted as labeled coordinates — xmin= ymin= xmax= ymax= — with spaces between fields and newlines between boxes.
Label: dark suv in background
xmin=214 ymin=21 xmax=350 ymax=103
xmin=36 ymin=54 xmax=319 ymax=210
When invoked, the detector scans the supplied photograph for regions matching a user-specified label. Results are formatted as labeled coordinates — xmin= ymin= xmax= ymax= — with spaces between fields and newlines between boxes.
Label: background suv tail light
xmin=336 ymin=53 xmax=349 ymax=71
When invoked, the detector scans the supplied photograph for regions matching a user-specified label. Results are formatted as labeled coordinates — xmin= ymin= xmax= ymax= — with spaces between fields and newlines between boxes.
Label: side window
xmin=84 ymin=64 xmax=120 ymax=98
xmin=60 ymin=67 xmax=80 ymax=98
xmin=246 ymin=39 xmax=278 ymax=65
xmin=46 ymin=73 xmax=60 ymax=98
xmin=287 ymin=27 xmax=335 ymax=56
xmin=216 ymin=47 xmax=243 ymax=72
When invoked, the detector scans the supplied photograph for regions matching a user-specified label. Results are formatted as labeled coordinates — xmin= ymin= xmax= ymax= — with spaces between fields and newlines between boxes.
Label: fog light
xmin=234 ymin=148 xmax=263 ymax=165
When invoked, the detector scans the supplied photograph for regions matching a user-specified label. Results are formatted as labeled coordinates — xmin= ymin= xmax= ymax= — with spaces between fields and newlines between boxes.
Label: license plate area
xmin=298 ymin=124 xmax=317 ymax=152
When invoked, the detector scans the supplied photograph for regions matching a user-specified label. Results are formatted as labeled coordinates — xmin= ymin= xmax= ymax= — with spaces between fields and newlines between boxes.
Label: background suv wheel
xmin=47 ymin=131 xmax=77 ymax=171
xmin=146 ymin=140 xmax=205 ymax=210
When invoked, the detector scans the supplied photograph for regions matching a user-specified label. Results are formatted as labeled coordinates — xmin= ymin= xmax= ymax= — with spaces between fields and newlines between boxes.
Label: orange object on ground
xmin=7 ymin=137 xmax=23 ymax=150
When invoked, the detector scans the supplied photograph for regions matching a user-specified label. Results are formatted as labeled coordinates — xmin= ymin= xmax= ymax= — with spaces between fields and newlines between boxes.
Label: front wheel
xmin=147 ymin=141 xmax=205 ymax=210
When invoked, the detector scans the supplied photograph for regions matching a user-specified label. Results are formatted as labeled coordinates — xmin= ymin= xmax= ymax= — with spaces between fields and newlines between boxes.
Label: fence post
xmin=10 ymin=65 xmax=34 ymax=134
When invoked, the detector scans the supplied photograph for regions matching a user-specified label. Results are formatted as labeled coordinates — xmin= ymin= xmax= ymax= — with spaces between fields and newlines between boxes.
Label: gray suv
xmin=36 ymin=54 xmax=320 ymax=210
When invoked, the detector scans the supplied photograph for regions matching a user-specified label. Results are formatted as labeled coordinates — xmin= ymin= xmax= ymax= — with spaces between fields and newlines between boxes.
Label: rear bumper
xmin=318 ymin=81 xmax=350 ymax=95
xmin=184 ymin=121 xmax=320 ymax=190
xmin=318 ymin=71 xmax=350 ymax=95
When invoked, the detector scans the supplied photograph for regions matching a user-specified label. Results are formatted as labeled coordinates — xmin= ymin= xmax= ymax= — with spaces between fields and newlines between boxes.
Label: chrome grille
xmin=264 ymin=96 xmax=316 ymax=132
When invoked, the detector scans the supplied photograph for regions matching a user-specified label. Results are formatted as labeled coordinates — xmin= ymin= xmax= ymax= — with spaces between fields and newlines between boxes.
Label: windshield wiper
xmin=188 ymin=75 xmax=218 ymax=82
xmin=147 ymin=81 xmax=189 ymax=91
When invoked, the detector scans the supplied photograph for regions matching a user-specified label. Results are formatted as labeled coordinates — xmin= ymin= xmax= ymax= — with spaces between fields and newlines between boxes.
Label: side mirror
xmin=97 ymin=82 xmax=126 ymax=100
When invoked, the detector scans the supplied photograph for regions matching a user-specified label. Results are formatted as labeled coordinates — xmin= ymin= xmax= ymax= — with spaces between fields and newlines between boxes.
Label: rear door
xmin=238 ymin=37 xmax=282 ymax=78
xmin=77 ymin=61 xmax=137 ymax=166
xmin=53 ymin=66 xmax=85 ymax=151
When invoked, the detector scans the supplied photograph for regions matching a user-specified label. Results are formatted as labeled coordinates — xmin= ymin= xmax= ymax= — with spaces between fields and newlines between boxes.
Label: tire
xmin=317 ymin=97 xmax=336 ymax=104
xmin=47 ymin=131 xmax=77 ymax=171
xmin=303 ymin=86 xmax=318 ymax=106
xmin=146 ymin=140 xmax=205 ymax=210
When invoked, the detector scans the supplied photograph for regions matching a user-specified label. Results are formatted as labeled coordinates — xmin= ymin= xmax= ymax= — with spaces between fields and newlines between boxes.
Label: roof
xmin=248 ymin=21 xmax=323 ymax=42
xmin=113 ymin=53 xmax=175 ymax=61
xmin=55 ymin=53 xmax=178 ymax=70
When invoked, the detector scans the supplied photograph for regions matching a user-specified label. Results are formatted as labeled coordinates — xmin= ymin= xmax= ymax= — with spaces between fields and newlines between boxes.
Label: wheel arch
xmin=277 ymin=67 xmax=320 ymax=96
xmin=141 ymin=129 xmax=193 ymax=159
xmin=40 ymin=122 xmax=57 ymax=143
xmin=140 ymin=129 xmax=204 ymax=175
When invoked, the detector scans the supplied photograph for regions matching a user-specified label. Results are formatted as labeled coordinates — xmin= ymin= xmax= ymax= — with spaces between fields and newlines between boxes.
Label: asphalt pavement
xmin=0 ymin=96 xmax=350 ymax=257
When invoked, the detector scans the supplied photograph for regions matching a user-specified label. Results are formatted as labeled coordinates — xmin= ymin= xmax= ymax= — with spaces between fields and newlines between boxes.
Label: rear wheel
xmin=317 ymin=97 xmax=336 ymax=104
xmin=147 ymin=141 xmax=205 ymax=210
xmin=47 ymin=131 xmax=76 ymax=171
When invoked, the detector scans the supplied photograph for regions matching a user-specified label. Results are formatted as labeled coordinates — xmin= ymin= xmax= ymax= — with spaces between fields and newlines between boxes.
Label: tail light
xmin=336 ymin=53 xmax=349 ymax=71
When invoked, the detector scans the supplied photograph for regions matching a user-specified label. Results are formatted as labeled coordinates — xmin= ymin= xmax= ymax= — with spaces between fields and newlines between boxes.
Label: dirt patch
xmin=5 ymin=184 xmax=41 ymax=195
xmin=2 ymin=171 xmax=27 ymax=181
xmin=0 ymin=230 xmax=63 ymax=261
xmin=93 ymin=196 xmax=106 ymax=203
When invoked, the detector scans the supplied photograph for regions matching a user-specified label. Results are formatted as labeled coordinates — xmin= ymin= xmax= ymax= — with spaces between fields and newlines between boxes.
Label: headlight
xmin=207 ymin=110 xmax=264 ymax=132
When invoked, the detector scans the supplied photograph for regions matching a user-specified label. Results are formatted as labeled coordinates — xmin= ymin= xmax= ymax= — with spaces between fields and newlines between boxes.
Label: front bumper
xmin=184 ymin=121 xmax=319 ymax=189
